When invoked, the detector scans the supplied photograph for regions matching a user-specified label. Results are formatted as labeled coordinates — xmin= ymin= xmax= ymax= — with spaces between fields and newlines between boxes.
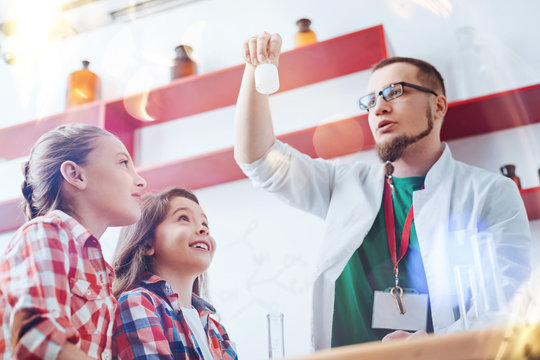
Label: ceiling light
xmin=110 ymin=0 xmax=203 ymax=22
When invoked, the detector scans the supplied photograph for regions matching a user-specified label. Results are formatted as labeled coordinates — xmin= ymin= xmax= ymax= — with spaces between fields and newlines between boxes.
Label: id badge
xmin=372 ymin=289 xmax=428 ymax=331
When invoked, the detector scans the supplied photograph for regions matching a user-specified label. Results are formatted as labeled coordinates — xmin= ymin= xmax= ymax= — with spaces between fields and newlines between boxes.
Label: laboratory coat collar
xmin=424 ymin=143 xmax=454 ymax=189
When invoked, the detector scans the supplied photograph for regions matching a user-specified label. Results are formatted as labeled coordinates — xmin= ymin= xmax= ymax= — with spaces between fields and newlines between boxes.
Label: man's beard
xmin=375 ymin=107 xmax=434 ymax=163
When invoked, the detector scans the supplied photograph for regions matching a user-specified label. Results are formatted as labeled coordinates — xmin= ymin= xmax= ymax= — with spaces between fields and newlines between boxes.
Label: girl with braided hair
xmin=0 ymin=123 xmax=146 ymax=360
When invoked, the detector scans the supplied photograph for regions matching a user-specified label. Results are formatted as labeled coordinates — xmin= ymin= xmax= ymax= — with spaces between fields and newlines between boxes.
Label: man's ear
xmin=434 ymin=94 xmax=448 ymax=122
xmin=60 ymin=161 xmax=87 ymax=190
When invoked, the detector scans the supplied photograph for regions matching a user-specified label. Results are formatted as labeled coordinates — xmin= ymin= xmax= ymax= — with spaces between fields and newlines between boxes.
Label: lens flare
xmin=313 ymin=116 xmax=366 ymax=159
xmin=123 ymin=67 xmax=159 ymax=122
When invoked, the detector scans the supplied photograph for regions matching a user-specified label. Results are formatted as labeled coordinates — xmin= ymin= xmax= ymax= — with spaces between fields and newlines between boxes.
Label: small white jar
xmin=254 ymin=63 xmax=280 ymax=94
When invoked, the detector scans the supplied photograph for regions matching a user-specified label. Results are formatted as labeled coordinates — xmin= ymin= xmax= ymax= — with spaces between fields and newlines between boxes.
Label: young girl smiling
xmin=112 ymin=187 xmax=237 ymax=360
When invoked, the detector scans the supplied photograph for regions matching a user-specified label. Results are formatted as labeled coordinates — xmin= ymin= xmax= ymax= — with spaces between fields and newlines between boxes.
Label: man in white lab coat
xmin=234 ymin=32 xmax=531 ymax=350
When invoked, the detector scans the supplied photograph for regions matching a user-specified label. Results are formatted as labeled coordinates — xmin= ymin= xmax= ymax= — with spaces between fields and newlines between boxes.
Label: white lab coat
xmin=238 ymin=140 xmax=531 ymax=350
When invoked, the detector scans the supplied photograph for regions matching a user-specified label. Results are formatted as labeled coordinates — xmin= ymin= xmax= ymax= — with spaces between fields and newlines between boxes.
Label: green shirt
xmin=331 ymin=176 xmax=433 ymax=347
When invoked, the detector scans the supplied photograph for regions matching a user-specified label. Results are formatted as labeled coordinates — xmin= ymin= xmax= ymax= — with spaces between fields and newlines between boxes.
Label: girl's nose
xmin=135 ymin=173 xmax=147 ymax=188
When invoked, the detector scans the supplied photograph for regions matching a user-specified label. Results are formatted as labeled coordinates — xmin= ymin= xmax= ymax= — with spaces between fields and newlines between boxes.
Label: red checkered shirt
xmin=0 ymin=210 xmax=116 ymax=360
xmin=113 ymin=273 xmax=238 ymax=360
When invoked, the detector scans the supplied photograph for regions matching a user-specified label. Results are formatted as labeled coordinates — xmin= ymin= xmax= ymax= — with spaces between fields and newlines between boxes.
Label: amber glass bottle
xmin=66 ymin=60 xmax=99 ymax=108
xmin=500 ymin=164 xmax=522 ymax=189
xmin=294 ymin=18 xmax=317 ymax=48
xmin=171 ymin=45 xmax=197 ymax=80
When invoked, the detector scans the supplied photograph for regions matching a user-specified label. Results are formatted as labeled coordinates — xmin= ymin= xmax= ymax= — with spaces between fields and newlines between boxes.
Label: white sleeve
xmin=480 ymin=176 xmax=532 ymax=300
xmin=237 ymin=139 xmax=337 ymax=219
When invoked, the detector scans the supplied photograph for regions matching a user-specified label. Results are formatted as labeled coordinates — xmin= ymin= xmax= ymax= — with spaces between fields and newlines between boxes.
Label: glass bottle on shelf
xmin=500 ymin=164 xmax=522 ymax=189
xmin=66 ymin=60 xmax=99 ymax=108
xmin=171 ymin=44 xmax=197 ymax=80
xmin=294 ymin=18 xmax=317 ymax=48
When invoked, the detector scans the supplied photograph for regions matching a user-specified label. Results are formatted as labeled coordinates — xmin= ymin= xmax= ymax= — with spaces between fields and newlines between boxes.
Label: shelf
xmin=1 ymin=24 xmax=539 ymax=233
xmin=0 ymin=102 xmax=104 ymax=160
xmin=117 ymin=82 xmax=540 ymax=194
xmin=1 ymin=84 xmax=539 ymax=232
xmin=104 ymin=24 xmax=388 ymax=156
xmin=521 ymin=186 xmax=540 ymax=221
xmin=1 ymin=178 xmax=538 ymax=235
xmin=0 ymin=24 xmax=388 ymax=161
xmin=0 ymin=198 xmax=25 ymax=233
xmin=441 ymin=83 xmax=540 ymax=140
xmin=130 ymin=83 xmax=540 ymax=193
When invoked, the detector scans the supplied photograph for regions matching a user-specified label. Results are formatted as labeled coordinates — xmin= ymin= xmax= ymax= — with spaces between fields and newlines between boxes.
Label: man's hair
xmin=372 ymin=57 xmax=446 ymax=96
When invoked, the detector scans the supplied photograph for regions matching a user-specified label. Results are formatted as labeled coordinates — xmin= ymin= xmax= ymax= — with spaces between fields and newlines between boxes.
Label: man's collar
xmin=424 ymin=143 xmax=454 ymax=188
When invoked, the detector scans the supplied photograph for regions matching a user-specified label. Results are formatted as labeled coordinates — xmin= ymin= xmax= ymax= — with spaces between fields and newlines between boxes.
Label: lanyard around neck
xmin=383 ymin=178 xmax=422 ymax=277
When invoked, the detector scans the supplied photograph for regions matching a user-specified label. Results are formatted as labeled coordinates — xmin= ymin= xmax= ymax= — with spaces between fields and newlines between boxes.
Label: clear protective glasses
xmin=358 ymin=81 xmax=438 ymax=111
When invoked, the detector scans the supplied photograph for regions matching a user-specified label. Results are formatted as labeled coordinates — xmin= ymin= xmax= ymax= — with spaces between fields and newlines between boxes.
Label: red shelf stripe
xmin=0 ymin=102 xmax=104 ymax=160
xmin=0 ymin=25 xmax=387 ymax=161
xmin=137 ymin=114 xmax=374 ymax=194
xmin=1 ymin=113 xmax=539 ymax=233
xmin=0 ymin=198 xmax=25 ymax=233
xmin=442 ymin=83 xmax=540 ymax=140
xmin=105 ymin=25 xmax=387 ymax=130
xmin=521 ymin=186 xmax=540 ymax=221
xmin=1 ymin=83 xmax=539 ymax=232
xmin=2 ymin=185 xmax=538 ymax=234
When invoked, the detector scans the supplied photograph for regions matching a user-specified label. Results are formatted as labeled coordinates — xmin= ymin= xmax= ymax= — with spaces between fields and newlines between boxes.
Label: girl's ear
xmin=60 ymin=160 xmax=87 ymax=190
xmin=144 ymin=243 xmax=155 ymax=256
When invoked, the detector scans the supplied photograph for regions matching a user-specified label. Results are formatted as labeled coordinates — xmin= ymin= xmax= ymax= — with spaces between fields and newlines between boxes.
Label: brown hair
xmin=112 ymin=187 xmax=207 ymax=299
xmin=373 ymin=56 xmax=446 ymax=96
xmin=21 ymin=123 xmax=113 ymax=221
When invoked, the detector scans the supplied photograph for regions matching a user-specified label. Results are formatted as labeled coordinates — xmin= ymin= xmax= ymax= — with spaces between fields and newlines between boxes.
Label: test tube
xmin=267 ymin=312 xmax=285 ymax=359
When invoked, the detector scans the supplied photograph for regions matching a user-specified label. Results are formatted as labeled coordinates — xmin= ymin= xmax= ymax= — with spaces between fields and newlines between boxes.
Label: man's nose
xmin=372 ymin=94 xmax=391 ymax=115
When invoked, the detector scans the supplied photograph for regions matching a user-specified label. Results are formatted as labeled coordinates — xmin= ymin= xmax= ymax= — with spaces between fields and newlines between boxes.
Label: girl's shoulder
xmin=18 ymin=210 xmax=67 ymax=230
xmin=117 ymin=285 xmax=164 ymax=308
xmin=6 ymin=210 xmax=88 ymax=253
xmin=16 ymin=210 xmax=88 ymax=239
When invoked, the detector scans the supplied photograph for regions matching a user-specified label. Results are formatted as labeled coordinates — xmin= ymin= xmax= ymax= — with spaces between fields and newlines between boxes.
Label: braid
xmin=21 ymin=160 xmax=37 ymax=220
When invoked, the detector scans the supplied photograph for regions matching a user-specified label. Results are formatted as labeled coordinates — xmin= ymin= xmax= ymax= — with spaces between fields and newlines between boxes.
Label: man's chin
xmin=375 ymin=115 xmax=434 ymax=163
xmin=375 ymin=135 xmax=410 ymax=163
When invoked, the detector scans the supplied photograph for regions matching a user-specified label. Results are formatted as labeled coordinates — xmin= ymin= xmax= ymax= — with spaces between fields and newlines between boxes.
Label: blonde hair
xmin=112 ymin=187 xmax=207 ymax=299
xmin=21 ymin=123 xmax=113 ymax=220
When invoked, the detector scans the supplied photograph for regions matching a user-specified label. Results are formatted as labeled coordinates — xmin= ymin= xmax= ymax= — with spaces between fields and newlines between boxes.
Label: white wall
xmin=1 ymin=1 xmax=540 ymax=359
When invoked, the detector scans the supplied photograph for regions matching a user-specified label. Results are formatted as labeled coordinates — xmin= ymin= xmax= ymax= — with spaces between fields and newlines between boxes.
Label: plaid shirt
xmin=113 ymin=273 xmax=238 ymax=360
xmin=0 ymin=210 xmax=116 ymax=360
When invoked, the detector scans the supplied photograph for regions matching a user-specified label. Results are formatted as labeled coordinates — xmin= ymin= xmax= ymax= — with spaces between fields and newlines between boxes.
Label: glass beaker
xmin=453 ymin=231 xmax=507 ymax=330
xmin=470 ymin=232 xmax=506 ymax=314
xmin=454 ymin=264 xmax=480 ymax=330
